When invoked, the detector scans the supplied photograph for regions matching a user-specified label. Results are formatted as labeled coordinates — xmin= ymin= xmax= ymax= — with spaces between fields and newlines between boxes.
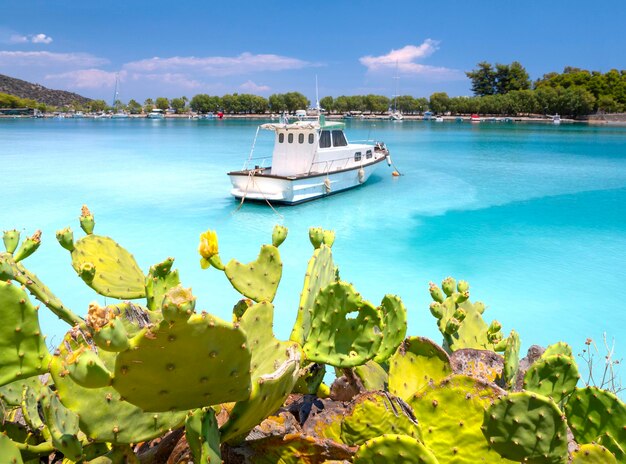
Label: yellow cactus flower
xmin=198 ymin=230 xmax=219 ymax=259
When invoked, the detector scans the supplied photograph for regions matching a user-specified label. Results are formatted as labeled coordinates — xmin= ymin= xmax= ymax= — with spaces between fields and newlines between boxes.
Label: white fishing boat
xmin=147 ymin=108 xmax=165 ymax=119
xmin=552 ymin=114 xmax=561 ymax=125
xmin=228 ymin=115 xmax=391 ymax=205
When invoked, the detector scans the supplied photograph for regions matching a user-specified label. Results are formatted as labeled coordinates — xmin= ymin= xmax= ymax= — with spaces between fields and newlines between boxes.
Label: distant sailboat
xmin=389 ymin=62 xmax=403 ymax=121
xmin=111 ymin=73 xmax=129 ymax=119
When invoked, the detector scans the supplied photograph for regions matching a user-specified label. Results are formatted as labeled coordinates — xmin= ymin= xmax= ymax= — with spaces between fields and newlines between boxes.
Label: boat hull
xmin=228 ymin=156 xmax=387 ymax=205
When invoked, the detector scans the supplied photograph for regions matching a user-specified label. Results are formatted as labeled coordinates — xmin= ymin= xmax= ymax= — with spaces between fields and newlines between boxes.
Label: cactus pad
xmin=290 ymin=244 xmax=335 ymax=345
xmin=340 ymin=392 xmax=422 ymax=446
xmin=373 ymin=294 xmax=408 ymax=363
xmin=224 ymin=244 xmax=282 ymax=303
xmin=70 ymin=234 xmax=145 ymax=299
xmin=302 ymin=281 xmax=383 ymax=368
xmin=523 ymin=354 xmax=580 ymax=403
xmin=0 ymin=281 xmax=49 ymax=387
xmin=542 ymin=342 xmax=573 ymax=359
xmin=40 ymin=389 xmax=83 ymax=461
xmin=388 ymin=337 xmax=451 ymax=401
xmin=0 ymin=434 xmax=23 ymax=464
xmin=571 ymin=443 xmax=617 ymax=464
xmin=353 ymin=434 xmax=439 ymax=464
xmin=502 ymin=330 xmax=520 ymax=388
xmin=51 ymin=330 xmax=186 ymax=444
xmin=220 ymin=301 xmax=301 ymax=443
xmin=482 ymin=391 xmax=568 ymax=463
xmin=353 ymin=360 xmax=388 ymax=391
xmin=428 ymin=278 xmax=504 ymax=353
xmin=185 ymin=408 xmax=222 ymax=464
xmin=409 ymin=375 xmax=512 ymax=463
xmin=564 ymin=386 xmax=626 ymax=450
xmin=145 ymin=257 xmax=180 ymax=311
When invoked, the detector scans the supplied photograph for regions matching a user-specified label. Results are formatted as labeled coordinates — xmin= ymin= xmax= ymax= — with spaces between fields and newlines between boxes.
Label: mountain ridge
xmin=0 ymin=74 xmax=92 ymax=107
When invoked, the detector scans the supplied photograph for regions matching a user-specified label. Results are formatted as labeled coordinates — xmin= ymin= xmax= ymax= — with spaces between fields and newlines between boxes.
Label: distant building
xmin=0 ymin=107 xmax=37 ymax=116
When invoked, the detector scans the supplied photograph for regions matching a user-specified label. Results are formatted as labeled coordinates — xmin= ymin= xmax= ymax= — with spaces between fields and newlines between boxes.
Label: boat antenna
xmin=393 ymin=61 xmax=400 ymax=112
xmin=315 ymin=74 xmax=320 ymax=118
xmin=112 ymin=72 xmax=120 ymax=109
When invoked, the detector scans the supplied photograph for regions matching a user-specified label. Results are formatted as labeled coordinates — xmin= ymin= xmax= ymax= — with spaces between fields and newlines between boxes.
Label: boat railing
xmin=308 ymin=156 xmax=354 ymax=175
xmin=243 ymin=154 xmax=272 ymax=171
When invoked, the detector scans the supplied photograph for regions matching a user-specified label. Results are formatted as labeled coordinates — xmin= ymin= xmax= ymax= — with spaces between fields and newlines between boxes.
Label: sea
xmin=2 ymin=117 xmax=626 ymax=384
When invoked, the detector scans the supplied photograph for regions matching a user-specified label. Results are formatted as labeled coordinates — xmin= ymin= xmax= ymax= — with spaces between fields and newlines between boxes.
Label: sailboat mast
xmin=112 ymin=73 xmax=119 ymax=108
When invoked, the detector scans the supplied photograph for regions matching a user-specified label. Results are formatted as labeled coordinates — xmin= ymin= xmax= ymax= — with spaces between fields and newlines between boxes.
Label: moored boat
xmin=470 ymin=114 xmax=481 ymax=123
xmin=228 ymin=115 xmax=391 ymax=205
xmin=147 ymin=108 xmax=165 ymax=119
xmin=552 ymin=114 xmax=561 ymax=125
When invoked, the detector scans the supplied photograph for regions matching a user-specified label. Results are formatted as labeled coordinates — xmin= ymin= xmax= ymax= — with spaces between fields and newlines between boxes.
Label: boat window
xmin=278 ymin=133 xmax=284 ymax=143
xmin=308 ymin=133 xmax=314 ymax=144
xmin=332 ymin=130 xmax=347 ymax=147
xmin=319 ymin=130 xmax=331 ymax=148
xmin=354 ymin=152 xmax=362 ymax=162
xmin=298 ymin=133 xmax=304 ymax=144
xmin=288 ymin=133 xmax=294 ymax=143
xmin=366 ymin=150 xmax=372 ymax=159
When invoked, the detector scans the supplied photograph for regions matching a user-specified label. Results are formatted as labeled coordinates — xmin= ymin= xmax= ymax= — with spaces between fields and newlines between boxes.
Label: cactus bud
xmin=429 ymin=302 xmax=444 ymax=319
xmin=488 ymin=320 xmax=502 ymax=335
xmin=13 ymin=230 xmax=41 ymax=262
xmin=457 ymin=280 xmax=469 ymax=293
xmin=445 ymin=317 xmax=461 ymax=334
xmin=2 ymin=229 xmax=20 ymax=254
xmin=198 ymin=229 xmax=224 ymax=270
xmin=429 ymin=282 xmax=444 ymax=303
xmin=162 ymin=285 xmax=196 ymax=322
xmin=232 ymin=298 xmax=253 ymax=321
xmin=271 ymin=225 xmax=288 ymax=247
xmin=80 ymin=205 xmax=95 ymax=235
xmin=453 ymin=307 xmax=466 ymax=322
xmin=441 ymin=277 xmax=456 ymax=297
xmin=56 ymin=227 xmax=75 ymax=251
xmin=322 ymin=229 xmax=335 ymax=247
xmin=453 ymin=291 xmax=470 ymax=304
xmin=79 ymin=262 xmax=96 ymax=283
xmin=308 ymin=227 xmax=324 ymax=249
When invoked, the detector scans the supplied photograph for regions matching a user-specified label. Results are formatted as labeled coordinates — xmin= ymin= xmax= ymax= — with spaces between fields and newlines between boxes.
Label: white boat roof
xmin=260 ymin=120 xmax=345 ymax=131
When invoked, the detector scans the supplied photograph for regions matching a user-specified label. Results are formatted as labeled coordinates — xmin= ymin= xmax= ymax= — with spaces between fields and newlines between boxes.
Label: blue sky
xmin=1 ymin=0 xmax=624 ymax=103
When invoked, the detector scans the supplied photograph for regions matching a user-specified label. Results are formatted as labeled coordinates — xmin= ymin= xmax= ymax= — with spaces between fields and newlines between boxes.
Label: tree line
xmin=4 ymin=64 xmax=625 ymax=117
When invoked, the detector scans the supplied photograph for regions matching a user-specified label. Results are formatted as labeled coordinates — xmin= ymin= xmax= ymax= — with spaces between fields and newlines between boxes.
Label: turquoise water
xmin=2 ymin=118 xmax=626 ymax=372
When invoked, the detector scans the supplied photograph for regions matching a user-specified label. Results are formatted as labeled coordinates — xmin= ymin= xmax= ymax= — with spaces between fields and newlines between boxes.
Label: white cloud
xmin=31 ymin=33 xmax=53 ymax=44
xmin=0 ymin=51 xmax=108 ymax=68
xmin=9 ymin=34 xmax=29 ymax=44
xmin=240 ymin=80 xmax=270 ymax=93
xmin=9 ymin=33 xmax=53 ymax=44
xmin=124 ymin=52 xmax=313 ymax=76
xmin=44 ymin=69 xmax=121 ymax=88
xmin=360 ymin=40 xmax=462 ymax=78
xmin=132 ymin=72 xmax=201 ymax=89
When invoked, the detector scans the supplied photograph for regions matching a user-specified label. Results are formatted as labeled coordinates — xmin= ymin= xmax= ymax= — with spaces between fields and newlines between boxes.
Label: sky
xmin=0 ymin=0 xmax=624 ymax=103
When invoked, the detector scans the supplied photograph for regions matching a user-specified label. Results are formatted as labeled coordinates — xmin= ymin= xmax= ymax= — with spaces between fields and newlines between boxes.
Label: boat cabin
xmin=259 ymin=119 xmax=373 ymax=177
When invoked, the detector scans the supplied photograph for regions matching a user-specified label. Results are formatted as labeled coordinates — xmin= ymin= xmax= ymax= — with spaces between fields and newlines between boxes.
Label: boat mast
xmin=112 ymin=73 xmax=120 ymax=109
xmin=392 ymin=61 xmax=400 ymax=113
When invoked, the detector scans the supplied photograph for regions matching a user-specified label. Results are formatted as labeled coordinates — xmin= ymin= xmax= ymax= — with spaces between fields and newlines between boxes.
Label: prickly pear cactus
xmin=339 ymin=392 xmax=422 ymax=446
xmin=482 ymin=391 xmax=569 ymax=463
xmin=50 ymin=329 xmax=186 ymax=443
xmin=272 ymin=225 xmax=288 ymax=247
xmin=565 ymin=386 xmax=626 ymax=451
xmin=0 ymin=433 xmax=23 ymax=464
xmin=353 ymin=360 xmax=388 ymax=391
xmin=290 ymin=243 xmax=335 ymax=345
xmin=145 ymin=257 xmax=180 ymax=311
xmin=428 ymin=278 xmax=504 ymax=353
xmin=597 ymin=433 xmax=625 ymax=462
xmin=62 ymin=209 xmax=146 ymax=299
xmin=220 ymin=301 xmax=301 ymax=444
xmin=523 ymin=353 xmax=580 ymax=403
xmin=353 ymin=434 xmax=439 ymax=464
xmin=110 ymin=286 xmax=253 ymax=411
xmin=571 ymin=443 xmax=617 ymax=464
xmin=501 ymin=330 xmax=520 ymax=388
xmin=40 ymin=388 xmax=83 ymax=461
xmin=0 ymin=281 xmax=50 ymax=387
xmin=409 ymin=375 xmax=513 ymax=463
xmin=224 ymin=244 xmax=282 ymax=303
xmin=373 ymin=294 xmax=408 ymax=363
xmin=388 ymin=337 xmax=452 ymax=401
xmin=543 ymin=342 xmax=573 ymax=358
xmin=185 ymin=408 xmax=222 ymax=464
xmin=302 ymin=281 xmax=383 ymax=368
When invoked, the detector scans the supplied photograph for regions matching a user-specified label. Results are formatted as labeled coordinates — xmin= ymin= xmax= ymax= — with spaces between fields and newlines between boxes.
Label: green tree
xmin=558 ymin=86 xmax=595 ymax=117
xmin=268 ymin=94 xmax=287 ymax=112
xmin=170 ymin=97 xmax=186 ymax=114
xmin=88 ymin=100 xmax=107 ymax=113
xmin=283 ymin=92 xmax=310 ymax=112
xmin=365 ymin=94 xmax=389 ymax=113
xmin=429 ymin=92 xmax=450 ymax=114
xmin=319 ymin=96 xmax=334 ymax=113
xmin=127 ymin=99 xmax=142 ymax=114
xmin=466 ymin=62 xmax=496 ymax=96
xmin=494 ymin=62 xmax=531 ymax=94
xmin=143 ymin=98 xmax=154 ymax=113
xmin=155 ymin=97 xmax=169 ymax=111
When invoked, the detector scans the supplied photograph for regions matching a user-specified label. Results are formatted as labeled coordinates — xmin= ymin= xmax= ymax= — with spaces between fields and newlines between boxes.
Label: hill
xmin=0 ymin=73 xmax=91 ymax=107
